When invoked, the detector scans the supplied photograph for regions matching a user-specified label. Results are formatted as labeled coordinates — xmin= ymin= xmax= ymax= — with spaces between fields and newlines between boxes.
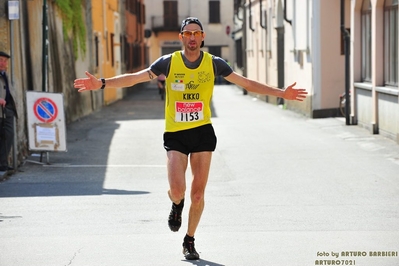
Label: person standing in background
xmin=0 ymin=51 xmax=18 ymax=173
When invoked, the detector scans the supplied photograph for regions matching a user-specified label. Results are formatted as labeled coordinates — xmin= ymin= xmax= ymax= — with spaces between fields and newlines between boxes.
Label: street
xmin=1 ymin=84 xmax=399 ymax=266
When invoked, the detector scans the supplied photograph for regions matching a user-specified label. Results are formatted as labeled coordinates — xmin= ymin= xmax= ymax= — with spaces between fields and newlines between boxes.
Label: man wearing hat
xmin=74 ymin=17 xmax=307 ymax=260
xmin=0 ymin=51 xmax=18 ymax=172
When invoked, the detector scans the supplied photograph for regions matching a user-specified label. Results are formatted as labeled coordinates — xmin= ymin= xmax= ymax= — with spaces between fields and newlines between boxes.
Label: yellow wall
xmin=92 ymin=0 xmax=120 ymax=105
xmin=148 ymin=32 xmax=182 ymax=64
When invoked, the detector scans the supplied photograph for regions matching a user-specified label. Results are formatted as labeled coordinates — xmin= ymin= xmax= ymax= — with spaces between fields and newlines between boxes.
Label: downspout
xmin=103 ymin=0 xmax=107 ymax=36
xmin=248 ymin=0 xmax=255 ymax=89
xmin=241 ymin=0 xmax=247 ymax=82
xmin=259 ymin=0 xmax=269 ymax=100
xmin=260 ymin=0 xmax=266 ymax=29
xmin=42 ymin=0 xmax=48 ymax=92
xmin=249 ymin=0 xmax=255 ymax=32
xmin=236 ymin=0 xmax=243 ymax=21
xmin=340 ymin=0 xmax=351 ymax=125
xmin=9 ymin=11 xmax=17 ymax=170
xmin=242 ymin=0 xmax=248 ymax=94
xmin=103 ymin=0 xmax=108 ymax=68
xmin=283 ymin=0 xmax=292 ymax=25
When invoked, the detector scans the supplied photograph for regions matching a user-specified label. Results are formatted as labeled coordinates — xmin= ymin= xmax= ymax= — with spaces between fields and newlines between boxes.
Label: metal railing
xmin=151 ymin=16 xmax=188 ymax=32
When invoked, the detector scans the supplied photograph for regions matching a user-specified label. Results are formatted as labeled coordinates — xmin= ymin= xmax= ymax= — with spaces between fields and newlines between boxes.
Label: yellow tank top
xmin=164 ymin=51 xmax=215 ymax=132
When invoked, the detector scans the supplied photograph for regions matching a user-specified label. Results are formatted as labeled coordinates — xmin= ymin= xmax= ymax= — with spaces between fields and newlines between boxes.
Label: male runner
xmin=74 ymin=17 xmax=307 ymax=260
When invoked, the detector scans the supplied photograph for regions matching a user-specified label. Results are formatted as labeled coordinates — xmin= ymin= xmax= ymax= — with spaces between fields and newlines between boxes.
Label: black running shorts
xmin=163 ymin=124 xmax=217 ymax=155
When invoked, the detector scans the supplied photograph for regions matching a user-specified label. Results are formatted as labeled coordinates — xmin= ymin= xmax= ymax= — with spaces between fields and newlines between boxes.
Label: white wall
xmin=145 ymin=0 xmax=235 ymax=64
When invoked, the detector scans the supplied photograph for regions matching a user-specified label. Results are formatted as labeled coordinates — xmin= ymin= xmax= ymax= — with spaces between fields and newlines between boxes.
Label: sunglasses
xmin=181 ymin=30 xmax=203 ymax=38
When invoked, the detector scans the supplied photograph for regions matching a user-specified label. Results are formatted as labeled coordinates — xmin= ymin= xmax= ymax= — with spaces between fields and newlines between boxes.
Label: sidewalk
xmin=1 ymin=84 xmax=399 ymax=266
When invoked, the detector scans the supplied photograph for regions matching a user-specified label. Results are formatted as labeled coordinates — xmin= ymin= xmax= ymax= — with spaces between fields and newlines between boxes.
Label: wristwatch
xmin=100 ymin=78 xmax=106 ymax=90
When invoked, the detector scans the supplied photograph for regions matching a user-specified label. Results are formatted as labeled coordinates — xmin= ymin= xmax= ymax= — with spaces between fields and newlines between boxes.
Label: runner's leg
xmin=167 ymin=150 xmax=188 ymax=204
xmin=187 ymin=151 xmax=212 ymax=237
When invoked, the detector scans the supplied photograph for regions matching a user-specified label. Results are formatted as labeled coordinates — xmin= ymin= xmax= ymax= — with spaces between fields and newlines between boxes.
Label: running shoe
xmin=168 ymin=199 xmax=184 ymax=232
xmin=183 ymin=237 xmax=200 ymax=260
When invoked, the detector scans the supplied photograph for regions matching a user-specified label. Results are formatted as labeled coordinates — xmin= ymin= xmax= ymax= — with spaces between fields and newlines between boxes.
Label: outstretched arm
xmin=74 ymin=68 xmax=156 ymax=92
xmin=224 ymin=72 xmax=307 ymax=101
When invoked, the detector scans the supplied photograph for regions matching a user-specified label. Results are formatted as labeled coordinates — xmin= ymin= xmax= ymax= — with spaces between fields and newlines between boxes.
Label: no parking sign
xmin=26 ymin=92 xmax=66 ymax=151
xmin=33 ymin=97 xmax=58 ymax=123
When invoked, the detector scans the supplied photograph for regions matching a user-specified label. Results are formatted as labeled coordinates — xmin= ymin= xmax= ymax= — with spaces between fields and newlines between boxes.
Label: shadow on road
xmin=183 ymin=258 xmax=225 ymax=266
xmin=0 ymin=84 xmax=222 ymax=198
xmin=0 ymin=85 xmax=165 ymax=198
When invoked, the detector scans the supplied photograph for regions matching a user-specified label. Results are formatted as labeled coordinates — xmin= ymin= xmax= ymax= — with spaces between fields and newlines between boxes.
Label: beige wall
xmin=145 ymin=0 xmax=235 ymax=66
xmin=236 ymin=0 xmax=398 ymax=141
xmin=147 ymin=32 xmax=182 ymax=63
xmin=318 ymin=0 xmax=346 ymax=109
xmin=350 ymin=0 xmax=399 ymax=141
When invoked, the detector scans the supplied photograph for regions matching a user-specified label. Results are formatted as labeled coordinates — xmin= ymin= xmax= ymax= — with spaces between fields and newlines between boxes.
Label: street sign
xmin=26 ymin=92 xmax=66 ymax=152
xmin=33 ymin=97 xmax=58 ymax=123
xmin=8 ymin=1 xmax=19 ymax=20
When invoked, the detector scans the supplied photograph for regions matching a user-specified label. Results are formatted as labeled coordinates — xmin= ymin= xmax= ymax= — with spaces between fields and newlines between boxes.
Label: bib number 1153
xmin=175 ymin=101 xmax=204 ymax=122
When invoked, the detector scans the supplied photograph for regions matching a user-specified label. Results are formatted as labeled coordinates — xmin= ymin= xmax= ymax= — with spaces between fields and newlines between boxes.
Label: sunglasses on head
xmin=180 ymin=30 xmax=204 ymax=38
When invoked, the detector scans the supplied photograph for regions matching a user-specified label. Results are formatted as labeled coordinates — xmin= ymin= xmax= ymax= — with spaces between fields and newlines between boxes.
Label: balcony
xmin=151 ymin=15 xmax=187 ymax=33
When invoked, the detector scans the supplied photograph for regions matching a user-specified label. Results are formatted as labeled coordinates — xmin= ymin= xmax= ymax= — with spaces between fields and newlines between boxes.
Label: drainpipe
xmin=259 ymin=0 xmax=269 ymax=101
xmin=103 ymin=0 xmax=108 ymax=67
xmin=42 ymin=0 xmax=48 ymax=92
xmin=259 ymin=0 xmax=266 ymax=29
xmin=284 ymin=0 xmax=292 ymax=25
xmin=236 ymin=0 xmax=243 ymax=21
xmin=242 ymin=1 xmax=248 ymax=94
xmin=341 ymin=0 xmax=351 ymax=125
xmin=9 ymin=9 xmax=17 ymax=170
xmin=249 ymin=0 xmax=255 ymax=32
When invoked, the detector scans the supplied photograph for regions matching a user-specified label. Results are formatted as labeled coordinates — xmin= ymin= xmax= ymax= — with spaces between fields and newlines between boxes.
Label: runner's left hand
xmin=283 ymin=82 xmax=308 ymax=101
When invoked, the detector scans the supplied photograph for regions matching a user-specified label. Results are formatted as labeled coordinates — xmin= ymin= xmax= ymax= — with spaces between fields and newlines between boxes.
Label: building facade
xmin=0 ymin=0 xmax=147 ymax=167
xmin=234 ymin=0 xmax=399 ymax=143
xmin=350 ymin=0 xmax=398 ymax=142
xmin=144 ymin=0 xmax=235 ymax=68
xmin=80 ymin=0 xmax=146 ymax=105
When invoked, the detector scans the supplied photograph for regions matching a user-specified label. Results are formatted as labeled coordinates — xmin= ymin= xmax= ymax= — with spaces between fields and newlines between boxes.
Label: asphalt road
xmin=1 ymin=84 xmax=399 ymax=266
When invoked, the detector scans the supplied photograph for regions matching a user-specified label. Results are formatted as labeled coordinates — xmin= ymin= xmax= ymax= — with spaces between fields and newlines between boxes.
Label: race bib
xmin=175 ymin=101 xmax=204 ymax=122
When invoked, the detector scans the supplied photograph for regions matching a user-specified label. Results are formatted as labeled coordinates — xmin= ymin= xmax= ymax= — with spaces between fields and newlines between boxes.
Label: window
xmin=127 ymin=0 xmax=137 ymax=14
xmin=361 ymin=0 xmax=372 ymax=82
xmin=133 ymin=44 xmax=138 ymax=69
xmin=132 ymin=44 xmax=142 ymax=69
xmin=235 ymin=38 xmax=243 ymax=69
xmin=384 ymin=0 xmax=398 ymax=86
xmin=137 ymin=2 xmax=146 ymax=24
xmin=142 ymin=4 xmax=146 ymax=24
xmin=110 ymin=33 xmax=115 ymax=67
xmin=209 ymin=1 xmax=221 ymax=23
xmin=123 ymin=37 xmax=132 ymax=71
xmin=208 ymin=46 xmax=222 ymax=57
xmin=164 ymin=1 xmax=178 ymax=30
xmin=94 ymin=35 xmax=99 ymax=69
